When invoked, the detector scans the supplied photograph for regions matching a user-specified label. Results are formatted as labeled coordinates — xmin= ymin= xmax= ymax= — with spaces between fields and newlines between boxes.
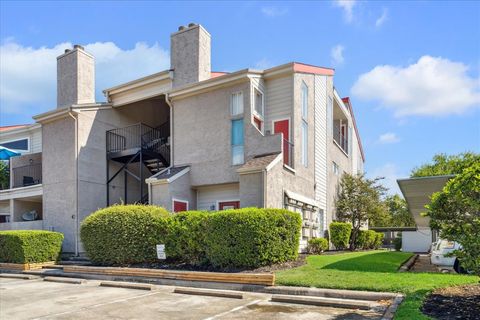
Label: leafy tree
xmin=335 ymin=173 xmax=387 ymax=250
xmin=426 ymin=162 xmax=480 ymax=276
xmin=387 ymin=195 xmax=415 ymax=227
xmin=0 ymin=161 xmax=9 ymax=190
xmin=411 ymin=152 xmax=479 ymax=177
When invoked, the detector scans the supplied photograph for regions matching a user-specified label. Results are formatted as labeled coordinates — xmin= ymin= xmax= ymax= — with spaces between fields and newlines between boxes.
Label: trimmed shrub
xmin=365 ymin=230 xmax=377 ymax=249
xmin=0 ymin=230 xmax=63 ymax=263
xmin=307 ymin=238 xmax=329 ymax=254
xmin=166 ymin=211 xmax=209 ymax=265
xmin=373 ymin=232 xmax=384 ymax=249
xmin=80 ymin=204 xmax=170 ymax=265
xmin=394 ymin=233 xmax=402 ymax=251
xmin=329 ymin=222 xmax=351 ymax=250
xmin=355 ymin=230 xmax=368 ymax=249
xmin=204 ymin=208 xmax=302 ymax=269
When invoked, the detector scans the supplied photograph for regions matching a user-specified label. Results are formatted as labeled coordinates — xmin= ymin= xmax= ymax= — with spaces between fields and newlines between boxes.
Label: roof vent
xmin=73 ymin=44 xmax=84 ymax=50
xmin=64 ymin=49 xmax=71 ymax=54
xmin=188 ymin=22 xmax=197 ymax=27
xmin=178 ymin=25 xmax=187 ymax=31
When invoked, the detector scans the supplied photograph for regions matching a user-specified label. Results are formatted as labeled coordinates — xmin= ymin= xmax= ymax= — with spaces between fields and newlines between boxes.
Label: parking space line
xmin=202 ymin=299 xmax=263 ymax=320
xmin=31 ymin=291 xmax=162 ymax=320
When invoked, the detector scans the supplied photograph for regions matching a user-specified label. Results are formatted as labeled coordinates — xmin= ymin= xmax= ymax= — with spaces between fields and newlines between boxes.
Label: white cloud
xmin=255 ymin=58 xmax=274 ymax=70
xmin=330 ymin=44 xmax=345 ymax=66
xmin=0 ymin=40 xmax=169 ymax=116
xmin=378 ymin=132 xmax=400 ymax=144
xmin=333 ymin=0 xmax=356 ymax=23
xmin=261 ymin=6 xmax=288 ymax=17
xmin=351 ymin=56 xmax=480 ymax=117
xmin=368 ymin=163 xmax=403 ymax=195
xmin=375 ymin=8 xmax=388 ymax=27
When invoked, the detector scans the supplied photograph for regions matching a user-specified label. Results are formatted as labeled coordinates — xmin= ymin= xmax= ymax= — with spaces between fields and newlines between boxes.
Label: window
xmin=301 ymin=122 xmax=308 ymax=166
xmin=254 ymin=89 xmax=264 ymax=117
xmin=231 ymin=92 xmax=243 ymax=116
xmin=0 ymin=138 xmax=28 ymax=151
xmin=231 ymin=119 xmax=244 ymax=165
xmin=333 ymin=161 xmax=340 ymax=175
xmin=301 ymin=83 xmax=308 ymax=119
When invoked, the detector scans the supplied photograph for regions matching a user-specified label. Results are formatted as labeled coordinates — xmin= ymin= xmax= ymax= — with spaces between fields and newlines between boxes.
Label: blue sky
xmin=1 ymin=1 xmax=479 ymax=194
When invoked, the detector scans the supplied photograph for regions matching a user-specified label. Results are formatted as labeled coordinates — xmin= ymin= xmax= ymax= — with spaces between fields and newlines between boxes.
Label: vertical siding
xmin=196 ymin=183 xmax=239 ymax=210
xmin=264 ymin=76 xmax=293 ymax=134
xmin=314 ymin=75 xmax=328 ymax=233
xmin=30 ymin=128 xmax=42 ymax=153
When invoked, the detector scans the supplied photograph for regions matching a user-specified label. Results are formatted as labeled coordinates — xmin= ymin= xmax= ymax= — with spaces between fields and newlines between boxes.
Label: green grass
xmin=275 ymin=250 xmax=478 ymax=319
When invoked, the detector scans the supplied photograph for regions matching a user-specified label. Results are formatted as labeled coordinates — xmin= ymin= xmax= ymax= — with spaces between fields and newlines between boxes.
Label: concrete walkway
xmin=0 ymin=277 xmax=387 ymax=320
xmin=409 ymin=254 xmax=439 ymax=273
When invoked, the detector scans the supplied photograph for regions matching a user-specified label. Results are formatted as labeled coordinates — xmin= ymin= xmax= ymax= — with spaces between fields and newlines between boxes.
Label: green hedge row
xmin=0 ymin=230 xmax=64 ymax=263
xmin=355 ymin=230 xmax=384 ymax=250
xmin=80 ymin=205 xmax=302 ymax=269
xmin=307 ymin=238 xmax=329 ymax=254
xmin=329 ymin=222 xmax=351 ymax=250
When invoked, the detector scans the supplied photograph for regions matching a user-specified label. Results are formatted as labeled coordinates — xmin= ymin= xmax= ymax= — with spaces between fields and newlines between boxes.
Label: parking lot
xmin=0 ymin=276 xmax=385 ymax=319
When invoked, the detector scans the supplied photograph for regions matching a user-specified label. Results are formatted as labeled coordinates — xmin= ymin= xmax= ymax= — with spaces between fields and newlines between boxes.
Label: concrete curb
xmin=174 ymin=287 xmax=244 ymax=299
xmin=43 ymin=276 xmax=85 ymax=284
xmin=382 ymin=294 xmax=404 ymax=320
xmin=398 ymin=254 xmax=418 ymax=272
xmin=0 ymin=273 xmax=39 ymax=280
xmin=100 ymin=281 xmax=153 ymax=290
xmin=263 ymin=286 xmax=397 ymax=301
xmin=271 ymin=294 xmax=379 ymax=310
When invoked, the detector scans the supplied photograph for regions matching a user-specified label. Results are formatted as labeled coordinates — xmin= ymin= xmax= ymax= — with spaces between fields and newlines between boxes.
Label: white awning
xmin=284 ymin=190 xmax=320 ymax=208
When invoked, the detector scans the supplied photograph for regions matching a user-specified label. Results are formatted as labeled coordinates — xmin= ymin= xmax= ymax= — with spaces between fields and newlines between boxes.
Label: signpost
xmin=156 ymin=244 xmax=166 ymax=260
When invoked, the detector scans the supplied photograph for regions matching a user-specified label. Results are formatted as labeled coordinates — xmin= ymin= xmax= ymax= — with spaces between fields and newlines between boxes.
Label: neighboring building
xmin=397 ymin=175 xmax=453 ymax=252
xmin=0 ymin=23 xmax=364 ymax=253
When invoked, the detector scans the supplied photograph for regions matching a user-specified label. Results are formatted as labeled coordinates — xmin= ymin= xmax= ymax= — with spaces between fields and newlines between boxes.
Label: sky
xmin=1 ymin=1 xmax=479 ymax=194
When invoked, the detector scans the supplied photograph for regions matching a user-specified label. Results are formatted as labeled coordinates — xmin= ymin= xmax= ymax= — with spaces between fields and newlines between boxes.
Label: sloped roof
xmin=237 ymin=153 xmax=281 ymax=174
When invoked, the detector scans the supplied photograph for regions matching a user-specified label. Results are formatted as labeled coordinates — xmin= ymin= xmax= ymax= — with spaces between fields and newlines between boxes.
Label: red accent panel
xmin=274 ymin=119 xmax=290 ymax=165
xmin=293 ymin=63 xmax=335 ymax=76
xmin=219 ymin=201 xmax=240 ymax=210
xmin=173 ymin=200 xmax=188 ymax=213
xmin=253 ymin=116 xmax=262 ymax=131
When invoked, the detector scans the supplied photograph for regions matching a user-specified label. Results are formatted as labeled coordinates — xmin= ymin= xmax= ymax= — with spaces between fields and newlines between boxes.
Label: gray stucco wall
xmin=239 ymin=172 xmax=263 ymax=208
xmin=150 ymin=170 xmax=196 ymax=211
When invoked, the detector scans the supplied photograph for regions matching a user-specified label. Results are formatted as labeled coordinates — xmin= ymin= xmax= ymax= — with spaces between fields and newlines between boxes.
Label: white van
xmin=430 ymin=239 xmax=465 ymax=273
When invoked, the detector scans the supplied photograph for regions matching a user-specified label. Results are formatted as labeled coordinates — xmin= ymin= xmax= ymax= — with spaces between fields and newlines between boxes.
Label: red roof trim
xmin=210 ymin=71 xmax=228 ymax=79
xmin=342 ymin=97 xmax=365 ymax=161
xmin=293 ymin=62 xmax=335 ymax=76
xmin=0 ymin=124 xmax=30 ymax=132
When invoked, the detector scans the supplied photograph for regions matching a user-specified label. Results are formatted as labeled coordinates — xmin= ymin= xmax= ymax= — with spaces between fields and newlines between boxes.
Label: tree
xmin=411 ymin=152 xmax=479 ymax=177
xmin=386 ymin=195 xmax=415 ymax=227
xmin=426 ymin=162 xmax=480 ymax=276
xmin=0 ymin=161 xmax=9 ymax=190
xmin=335 ymin=173 xmax=387 ymax=250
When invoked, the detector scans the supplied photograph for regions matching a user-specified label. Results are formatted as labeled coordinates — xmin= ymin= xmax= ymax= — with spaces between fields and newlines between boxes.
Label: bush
xmin=307 ymin=238 xmax=329 ymax=254
xmin=373 ymin=232 xmax=384 ymax=249
xmin=166 ymin=211 xmax=209 ymax=265
xmin=0 ymin=230 xmax=63 ymax=263
xmin=329 ymin=222 xmax=351 ymax=250
xmin=394 ymin=233 xmax=402 ymax=251
xmin=204 ymin=208 xmax=302 ymax=269
xmin=365 ymin=230 xmax=377 ymax=249
xmin=355 ymin=230 xmax=368 ymax=249
xmin=80 ymin=204 xmax=170 ymax=265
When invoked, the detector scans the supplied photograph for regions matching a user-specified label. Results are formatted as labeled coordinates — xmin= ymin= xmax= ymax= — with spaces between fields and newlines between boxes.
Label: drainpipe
xmin=165 ymin=93 xmax=174 ymax=166
xmin=68 ymin=111 xmax=79 ymax=257
xmin=263 ymin=168 xmax=267 ymax=208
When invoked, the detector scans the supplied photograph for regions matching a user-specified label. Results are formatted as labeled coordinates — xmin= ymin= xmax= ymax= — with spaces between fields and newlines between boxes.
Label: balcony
xmin=12 ymin=163 xmax=42 ymax=188
xmin=333 ymin=123 xmax=348 ymax=155
xmin=283 ymin=138 xmax=294 ymax=168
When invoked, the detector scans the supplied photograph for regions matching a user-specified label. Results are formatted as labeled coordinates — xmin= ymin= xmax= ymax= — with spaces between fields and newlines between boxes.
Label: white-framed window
xmin=0 ymin=138 xmax=29 ymax=152
xmin=301 ymin=82 xmax=308 ymax=119
xmin=231 ymin=119 xmax=244 ymax=165
xmin=301 ymin=122 xmax=308 ymax=167
xmin=231 ymin=92 xmax=243 ymax=116
xmin=333 ymin=161 xmax=340 ymax=175
xmin=254 ymin=88 xmax=264 ymax=118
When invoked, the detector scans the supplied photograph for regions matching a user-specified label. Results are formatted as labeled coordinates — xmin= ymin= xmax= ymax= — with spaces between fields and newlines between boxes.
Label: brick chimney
xmin=170 ymin=23 xmax=211 ymax=88
xmin=56 ymin=44 xmax=95 ymax=108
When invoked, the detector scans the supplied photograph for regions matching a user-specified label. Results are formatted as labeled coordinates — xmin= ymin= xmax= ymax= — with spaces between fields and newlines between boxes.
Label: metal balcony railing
xmin=106 ymin=123 xmax=169 ymax=154
xmin=12 ymin=163 xmax=42 ymax=188
xmin=283 ymin=138 xmax=294 ymax=168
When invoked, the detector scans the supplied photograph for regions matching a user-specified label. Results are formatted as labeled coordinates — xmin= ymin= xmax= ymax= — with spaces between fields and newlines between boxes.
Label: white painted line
xmin=203 ymin=299 xmax=263 ymax=320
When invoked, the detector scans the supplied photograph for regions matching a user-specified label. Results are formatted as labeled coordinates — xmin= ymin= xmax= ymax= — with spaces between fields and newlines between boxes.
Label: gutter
xmin=67 ymin=112 xmax=79 ymax=257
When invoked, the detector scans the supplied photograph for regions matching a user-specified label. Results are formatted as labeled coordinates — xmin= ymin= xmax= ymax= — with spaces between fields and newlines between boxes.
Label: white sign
xmin=156 ymin=244 xmax=166 ymax=260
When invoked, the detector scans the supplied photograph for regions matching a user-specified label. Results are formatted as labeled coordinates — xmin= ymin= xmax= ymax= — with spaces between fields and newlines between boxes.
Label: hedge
xmin=165 ymin=211 xmax=209 ymax=265
xmin=307 ymin=238 xmax=329 ymax=254
xmin=329 ymin=222 xmax=351 ymax=250
xmin=355 ymin=230 xmax=383 ymax=249
xmin=0 ymin=230 xmax=63 ymax=263
xmin=80 ymin=204 xmax=170 ymax=265
xmin=204 ymin=208 xmax=302 ymax=269
xmin=373 ymin=232 xmax=384 ymax=249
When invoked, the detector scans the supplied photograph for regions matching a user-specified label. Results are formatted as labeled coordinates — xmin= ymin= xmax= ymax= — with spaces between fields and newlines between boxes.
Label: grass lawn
xmin=275 ymin=250 xmax=478 ymax=319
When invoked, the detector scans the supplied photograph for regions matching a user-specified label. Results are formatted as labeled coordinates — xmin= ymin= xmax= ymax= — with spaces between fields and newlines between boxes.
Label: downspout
xmin=263 ymin=168 xmax=267 ymax=208
xmin=68 ymin=111 xmax=79 ymax=257
xmin=165 ymin=93 xmax=174 ymax=166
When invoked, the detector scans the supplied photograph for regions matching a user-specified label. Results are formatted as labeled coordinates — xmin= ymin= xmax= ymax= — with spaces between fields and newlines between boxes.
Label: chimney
xmin=170 ymin=23 xmax=211 ymax=88
xmin=57 ymin=44 xmax=95 ymax=108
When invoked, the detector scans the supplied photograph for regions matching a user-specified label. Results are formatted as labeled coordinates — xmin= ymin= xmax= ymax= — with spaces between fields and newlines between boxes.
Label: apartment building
xmin=0 ymin=23 xmax=364 ymax=253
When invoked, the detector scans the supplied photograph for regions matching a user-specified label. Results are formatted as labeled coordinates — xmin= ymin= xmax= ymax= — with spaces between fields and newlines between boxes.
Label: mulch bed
xmin=422 ymin=284 xmax=480 ymax=320
xmin=120 ymin=254 xmax=309 ymax=274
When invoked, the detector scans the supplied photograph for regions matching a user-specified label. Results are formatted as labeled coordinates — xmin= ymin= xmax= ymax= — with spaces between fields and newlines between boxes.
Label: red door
xmin=218 ymin=201 xmax=240 ymax=210
xmin=173 ymin=200 xmax=188 ymax=213
xmin=274 ymin=119 xmax=290 ymax=165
